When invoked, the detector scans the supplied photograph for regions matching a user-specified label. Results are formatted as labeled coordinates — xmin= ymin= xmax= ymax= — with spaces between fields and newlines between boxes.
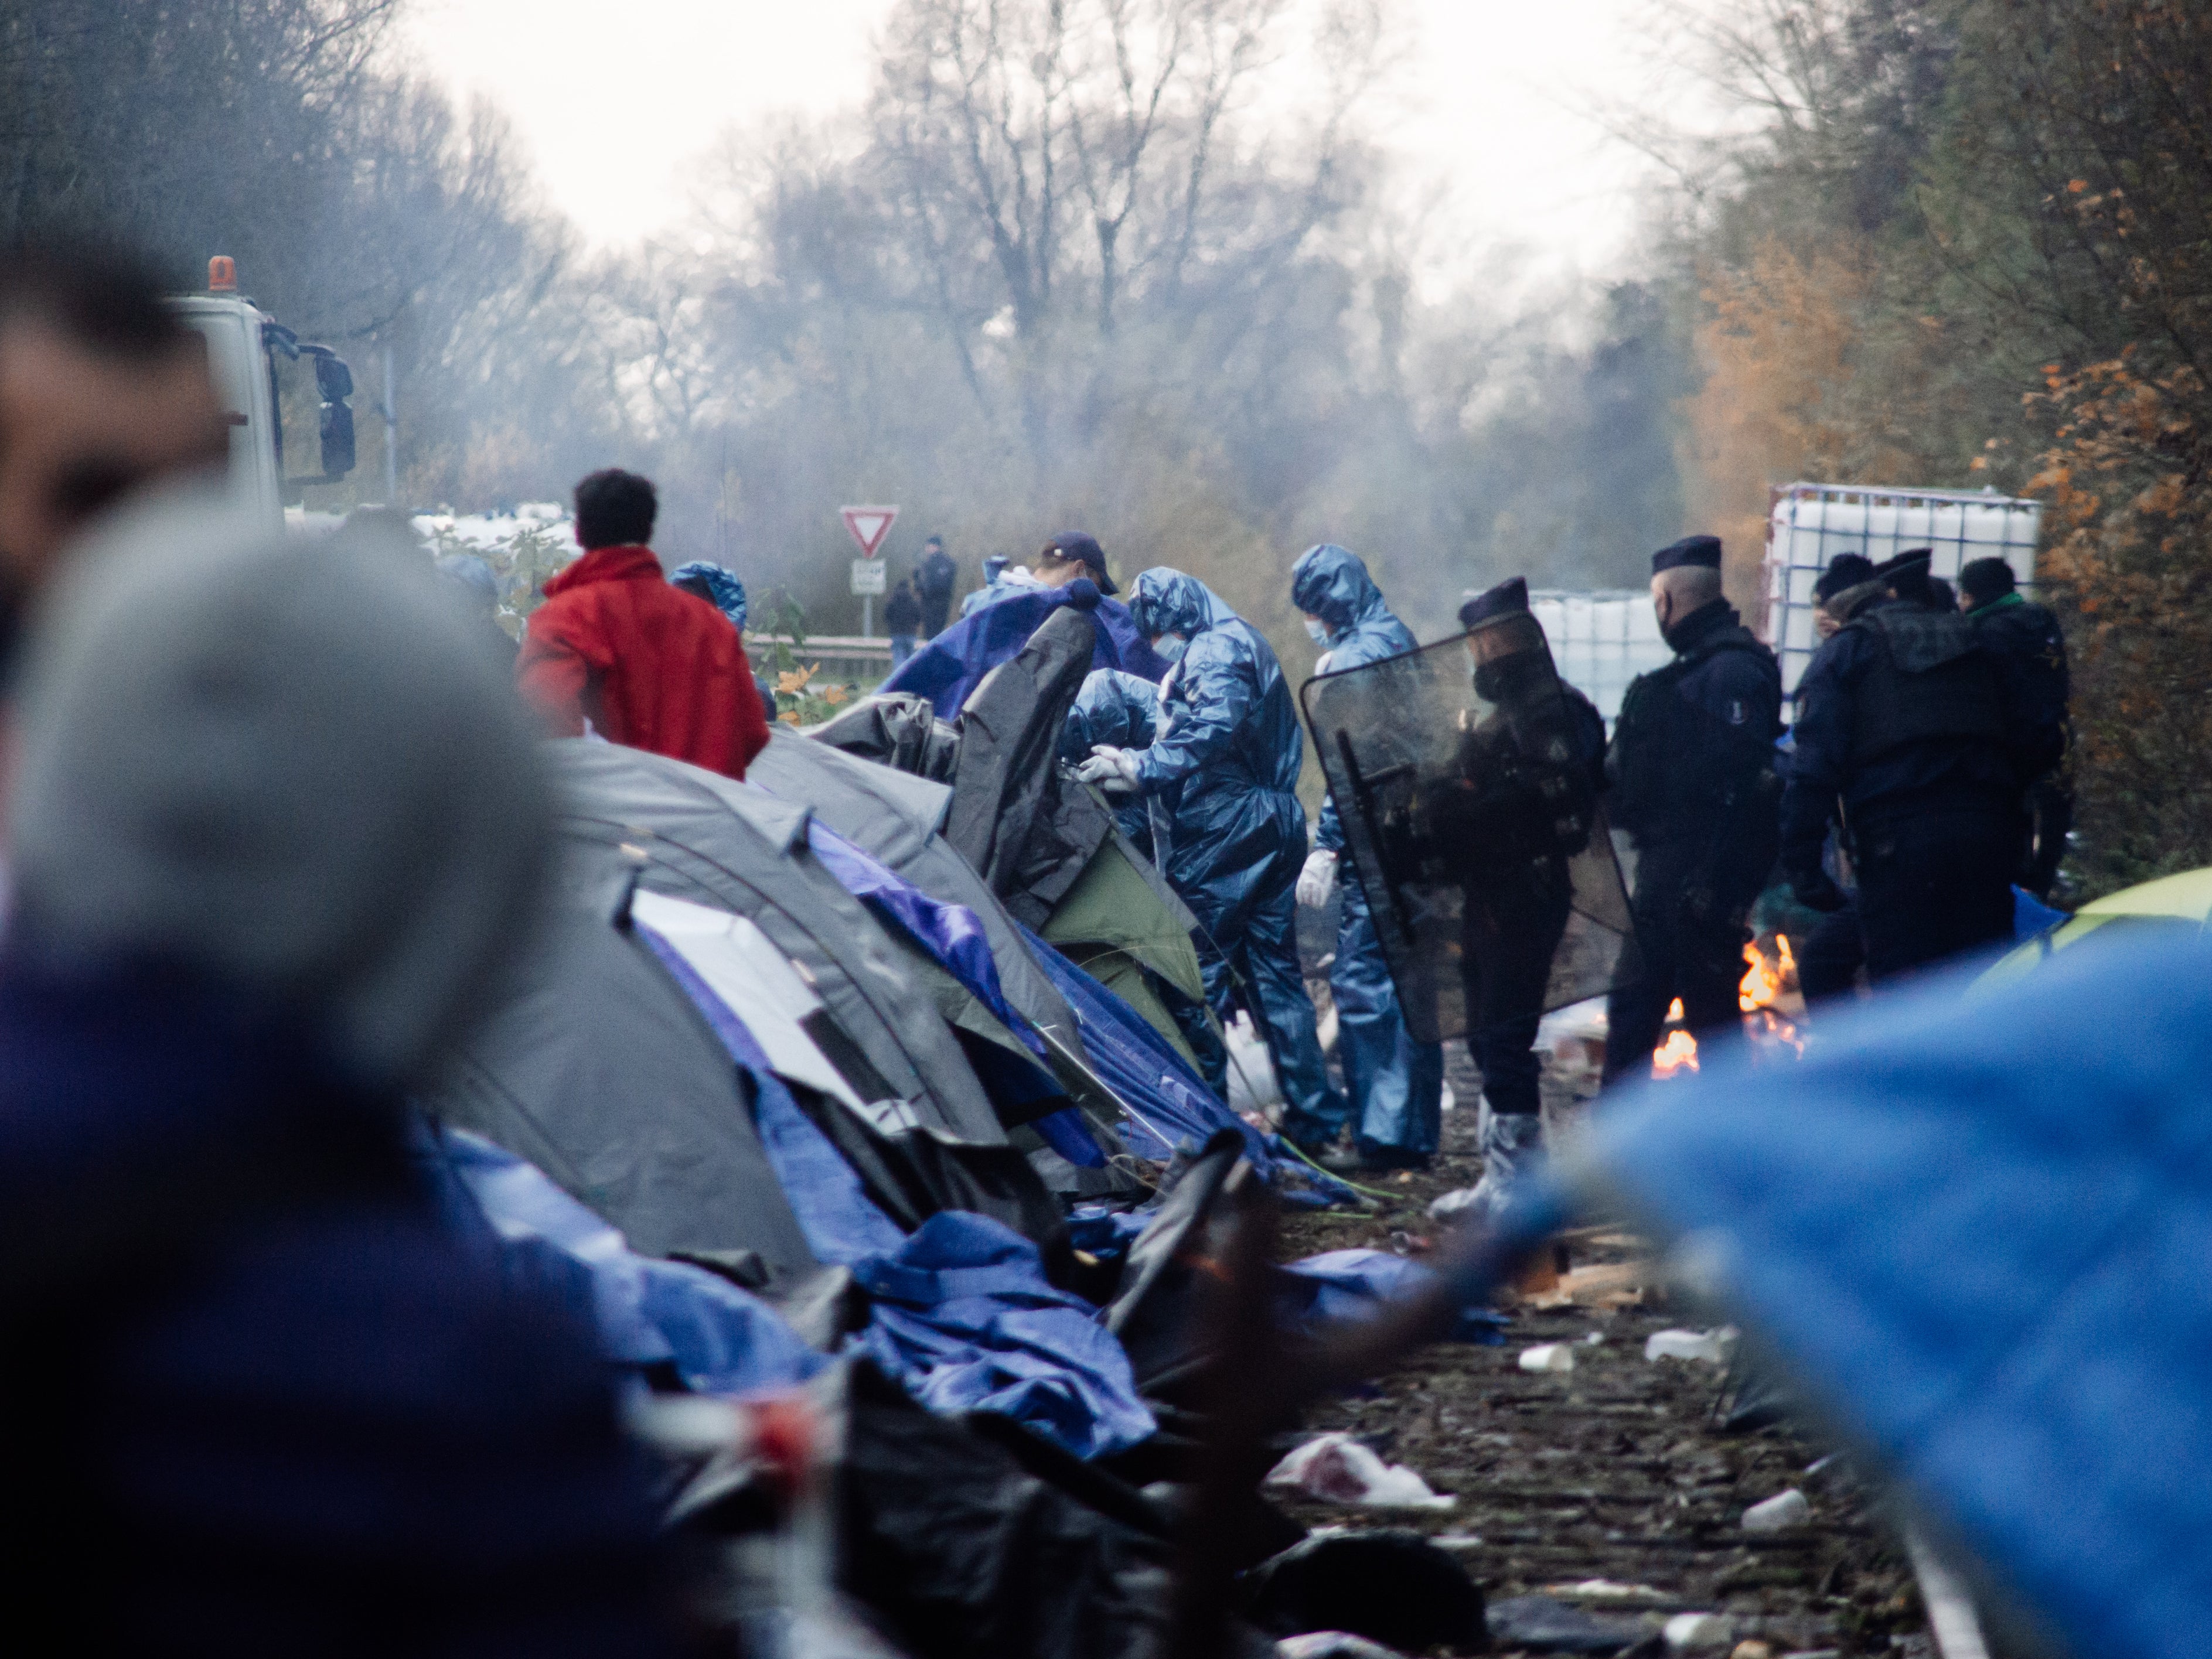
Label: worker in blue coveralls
xmin=1076 ymin=568 xmax=1348 ymax=1143
xmin=1061 ymin=667 xmax=1163 ymax=859
xmin=1287 ymin=544 xmax=1446 ymax=1172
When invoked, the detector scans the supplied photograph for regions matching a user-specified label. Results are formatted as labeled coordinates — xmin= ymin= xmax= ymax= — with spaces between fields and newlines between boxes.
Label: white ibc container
xmin=1763 ymin=483 xmax=2043 ymax=695
xmin=1528 ymin=589 xmax=1671 ymax=723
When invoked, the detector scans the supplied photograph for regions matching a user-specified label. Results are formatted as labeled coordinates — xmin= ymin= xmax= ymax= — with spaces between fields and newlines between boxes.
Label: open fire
xmin=1648 ymin=934 xmax=1806 ymax=1079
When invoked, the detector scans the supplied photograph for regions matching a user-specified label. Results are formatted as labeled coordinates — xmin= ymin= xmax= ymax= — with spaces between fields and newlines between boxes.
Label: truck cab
xmin=165 ymin=257 xmax=356 ymax=531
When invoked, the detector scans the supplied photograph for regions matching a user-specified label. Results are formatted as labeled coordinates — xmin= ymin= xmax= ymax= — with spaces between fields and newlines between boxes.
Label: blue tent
xmin=880 ymin=579 xmax=1167 ymax=719
xmin=1589 ymin=930 xmax=2212 ymax=1659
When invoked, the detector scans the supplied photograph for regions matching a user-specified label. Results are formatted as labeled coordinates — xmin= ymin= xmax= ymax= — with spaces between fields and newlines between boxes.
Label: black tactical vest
xmin=1845 ymin=606 xmax=2004 ymax=764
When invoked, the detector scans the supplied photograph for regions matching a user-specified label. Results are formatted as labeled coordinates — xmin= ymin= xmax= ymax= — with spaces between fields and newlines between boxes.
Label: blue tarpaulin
xmin=879 ymin=579 xmax=1167 ymax=721
xmin=801 ymin=818 xmax=1103 ymax=1165
xmin=638 ymin=920 xmax=1152 ymax=1458
xmin=1591 ymin=930 xmax=2212 ymax=1659
xmin=1020 ymin=923 xmax=1276 ymax=1175
xmin=1278 ymin=1248 xmax=1508 ymax=1345
xmin=420 ymin=1120 xmax=826 ymax=1395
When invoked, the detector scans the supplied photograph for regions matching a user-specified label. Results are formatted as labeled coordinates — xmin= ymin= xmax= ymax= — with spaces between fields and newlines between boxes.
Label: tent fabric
xmin=421 ymin=1120 xmax=826 ymax=1395
xmin=940 ymin=608 xmax=1112 ymax=926
xmin=1277 ymin=1249 xmax=1508 ymax=1345
xmin=746 ymin=729 xmax=1082 ymax=1052
xmin=434 ymin=900 xmax=822 ymax=1279
xmin=1022 ymin=926 xmax=1274 ymax=1176
xmin=1588 ymin=929 xmax=2212 ymax=1659
xmin=646 ymin=920 xmax=1150 ymax=1460
xmin=1039 ymin=835 xmax=1208 ymax=1005
xmin=880 ymin=578 xmax=1168 ymax=721
xmin=850 ymin=1211 xmax=1156 ymax=1462
xmin=551 ymin=740 xmax=1008 ymax=1148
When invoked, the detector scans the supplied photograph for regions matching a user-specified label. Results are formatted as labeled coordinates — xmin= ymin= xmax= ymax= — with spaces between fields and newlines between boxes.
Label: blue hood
xmin=1291 ymin=544 xmax=1392 ymax=639
xmin=1127 ymin=568 xmax=1240 ymax=643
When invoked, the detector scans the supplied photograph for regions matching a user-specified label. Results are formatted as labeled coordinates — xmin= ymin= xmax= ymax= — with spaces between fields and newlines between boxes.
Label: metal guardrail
xmin=745 ymin=633 xmax=897 ymax=687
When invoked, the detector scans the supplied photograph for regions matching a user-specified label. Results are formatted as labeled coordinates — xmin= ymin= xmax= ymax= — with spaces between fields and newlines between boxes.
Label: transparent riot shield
xmin=1300 ymin=615 xmax=1638 ymax=1046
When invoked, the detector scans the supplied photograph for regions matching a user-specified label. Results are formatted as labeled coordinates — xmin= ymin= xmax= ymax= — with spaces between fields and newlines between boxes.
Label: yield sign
xmin=839 ymin=504 xmax=899 ymax=558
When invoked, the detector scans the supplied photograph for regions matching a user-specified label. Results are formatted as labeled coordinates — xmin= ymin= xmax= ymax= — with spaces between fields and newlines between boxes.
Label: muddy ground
xmin=1271 ymin=1042 xmax=1935 ymax=1659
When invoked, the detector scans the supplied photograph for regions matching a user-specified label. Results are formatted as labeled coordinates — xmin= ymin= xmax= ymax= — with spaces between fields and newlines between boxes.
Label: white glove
xmin=1296 ymin=848 xmax=1338 ymax=909
xmin=1076 ymin=744 xmax=1142 ymax=798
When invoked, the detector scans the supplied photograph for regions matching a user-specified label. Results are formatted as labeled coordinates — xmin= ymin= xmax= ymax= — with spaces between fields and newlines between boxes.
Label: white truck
xmin=1760 ymin=482 xmax=2044 ymax=695
xmin=164 ymin=257 xmax=357 ymax=531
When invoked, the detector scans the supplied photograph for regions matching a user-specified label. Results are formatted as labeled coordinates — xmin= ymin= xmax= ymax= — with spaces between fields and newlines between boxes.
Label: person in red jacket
xmin=517 ymin=469 xmax=768 ymax=779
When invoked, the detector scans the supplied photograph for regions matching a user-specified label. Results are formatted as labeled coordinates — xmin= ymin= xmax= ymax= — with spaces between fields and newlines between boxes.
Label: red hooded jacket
xmin=516 ymin=544 xmax=768 ymax=779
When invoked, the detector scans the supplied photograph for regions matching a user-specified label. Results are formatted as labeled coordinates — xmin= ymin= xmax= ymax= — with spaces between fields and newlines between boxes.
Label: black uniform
xmin=1966 ymin=591 xmax=2071 ymax=897
xmin=1427 ymin=659 xmax=1608 ymax=1118
xmin=916 ymin=546 xmax=957 ymax=637
xmin=1603 ymin=598 xmax=1782 ymax=1083
xmin=1782 ymin=596 xmax=2025 ymax=982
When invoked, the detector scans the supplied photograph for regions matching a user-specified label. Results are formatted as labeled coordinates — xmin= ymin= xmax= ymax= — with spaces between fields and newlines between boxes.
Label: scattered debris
xmin=1728 ymin=1641 xmax=1775 ymax=1659
xmin=1664 ymin=1610 xmax=1734 ymax=1650
xmin=1245 ymin=1529 xmax=1486 ymax=1652
xmin=1645 ymin=1327 xmax=1737 ymax=1364
xmin=1276 ymin=1634 xmax=1407 ymax=1659
xmin=1520 ymin=1341 xmax=1577 ymax=1374
xmin=1486 ymin=1593 xmax=1653 ymax=1654
xmin=1527 ymin=1258 xmax=1658 ymax=1310
xmin=1542 ymin=1580 xmax=1675 ymax=1606
xmin=1741 ymin=1489 xmax=1811 ymax=1532
xmin=1264 ymin=1433 xmax=1455 ymax=1510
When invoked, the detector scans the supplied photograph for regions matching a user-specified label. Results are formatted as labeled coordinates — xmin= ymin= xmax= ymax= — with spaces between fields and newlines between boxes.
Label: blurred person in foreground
xmin=1602 ymin=535 xmax=1782 ymax=1085
xmin=1079 ymin=566 xmax=1348 ymax=1143
xmin=0 ymin=240 xmax=226 ymax=668
xmin=0 ymin=497 xmax=687 ymax=1653
xmin=435 ymin=550 xmax=519 ymax=671
xmin=1287 ymin=542 xmax=1445 ymax=1172
xmin=517 ymin=467 xmax=767 ymax=778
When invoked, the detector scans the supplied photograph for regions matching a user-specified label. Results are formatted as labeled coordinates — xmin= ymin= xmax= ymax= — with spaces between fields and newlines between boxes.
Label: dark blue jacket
xmin=1781 ymin=598 xmax=2022 ymax=889
xmin=880 ymin=579 xmax=1167 ymax=719
xmin=1060 ymin=668 xmax=1164 ymax=850
xmin=1967 ymin=592 xmax=2070 ymax=783
xmin=0 ymin=961 xmax=681 ymax=1655
xmin=1290 ymin=543 xmax=1420 ymax=858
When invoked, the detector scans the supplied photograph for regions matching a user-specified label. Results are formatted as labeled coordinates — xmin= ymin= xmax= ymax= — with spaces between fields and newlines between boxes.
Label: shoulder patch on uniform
xmin=1728 ymin=698 xmax=1747 ymax=725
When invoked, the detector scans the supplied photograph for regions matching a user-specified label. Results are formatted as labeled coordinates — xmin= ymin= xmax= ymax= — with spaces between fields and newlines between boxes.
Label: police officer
xmin=1603 ymin=534 xmax=1782 ymax=1084
xmin=1958 ymin=556 xmax=2071 ymax=897
xmin=1789 ymin=553 xmax=1876 ymax=1005
xmin=1288 ymin=543 xmax=1445 ymax=1172
xmin=1782 ymin=548 xmax=2024 ymax=981
xmin=1433 ymin=576 xmax=1607 ymax=1220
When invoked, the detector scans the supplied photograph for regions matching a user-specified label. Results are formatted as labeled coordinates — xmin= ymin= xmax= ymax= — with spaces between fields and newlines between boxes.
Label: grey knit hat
xmin=6 ymin=486 xmax=553 ymax=1087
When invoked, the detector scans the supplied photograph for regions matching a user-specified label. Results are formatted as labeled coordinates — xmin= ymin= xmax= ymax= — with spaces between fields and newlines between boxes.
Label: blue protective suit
xmin=1122 ymin=568 xmax=1347 ymax=1138
xmin=1061 ymin=668 xmax=1163 ymax=854
xmin=881 ymin=578 xmax=1167 ymax=720
xmin=1290 ymin=544 xmax=1445 ymax=1156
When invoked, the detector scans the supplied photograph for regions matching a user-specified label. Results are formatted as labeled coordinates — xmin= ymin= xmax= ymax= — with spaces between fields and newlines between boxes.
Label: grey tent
xmin=425 ymin=740 xmax=1064 ymax=1278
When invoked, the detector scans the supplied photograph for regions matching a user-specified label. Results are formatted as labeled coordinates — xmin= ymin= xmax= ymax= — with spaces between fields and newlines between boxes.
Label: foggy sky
xmin=401 ymin=0 xmax=1669 ymax=281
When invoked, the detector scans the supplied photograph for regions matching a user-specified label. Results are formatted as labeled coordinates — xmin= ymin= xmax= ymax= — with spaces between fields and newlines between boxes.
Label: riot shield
xmin=1300 ymin=615 xmax=1638 ymax=1046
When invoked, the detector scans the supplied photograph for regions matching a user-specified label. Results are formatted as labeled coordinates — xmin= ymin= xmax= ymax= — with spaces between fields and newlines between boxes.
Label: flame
xmin=1651 ymin=997 xmax=1699 ymax=1078
xmin=1738 ymin=937 xmax=1805 ymax=1057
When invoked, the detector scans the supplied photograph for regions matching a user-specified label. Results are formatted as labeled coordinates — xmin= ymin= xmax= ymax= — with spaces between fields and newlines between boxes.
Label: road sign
xmin=840 ymin=504 xmax=898 ymax=558
xmin=850 ymin=558 xmax=887 ymax=596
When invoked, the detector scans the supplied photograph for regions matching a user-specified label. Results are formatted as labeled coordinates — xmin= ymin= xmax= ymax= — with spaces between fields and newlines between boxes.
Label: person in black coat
xmin=1960 ymin=555 xmax=2072 ymax=897
xmin=1782 ymin=548 xmax=2032 ymax=983
xmin=915 ymin=536 xmax=957 ymax=636
xmin=885 ymin=575 xmax=923 ymax=667
xmin=1602 ymin=535 xmax=1782 ymax=1084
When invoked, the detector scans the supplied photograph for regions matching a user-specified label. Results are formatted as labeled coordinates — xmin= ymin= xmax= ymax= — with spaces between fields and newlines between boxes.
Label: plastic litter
xmin=1485 ymin=1593 xmax=1652 ymax=1654
xmin=1264 ymin=1432 xmax=1455 ymax=1510
xmin=1543 ymin=1580 xmax=1673 ymax=1606
xmin=1741 ymin=1489 xmax=1811 ymax=1532
xmin=1644 ymin=1327 xmax=1737 ymax=1364
xmin=1245 ymin=1528 xmax=1485 ymax=1651
xmin=1276 ymin=1636 xmax=1407 ymax=1659
xmin=1665 ymin=1610 xmax=1734 ymax=1650
xmin=1519 ymin=1342 xmax=1577 ymax=1374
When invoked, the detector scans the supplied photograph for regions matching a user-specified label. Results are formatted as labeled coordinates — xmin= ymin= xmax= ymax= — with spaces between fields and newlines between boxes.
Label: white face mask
xmin=1303 ymin=617 xmax=1331 ymax=644
xmin=1153 ymin=633 xmax=1188 ymax=664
